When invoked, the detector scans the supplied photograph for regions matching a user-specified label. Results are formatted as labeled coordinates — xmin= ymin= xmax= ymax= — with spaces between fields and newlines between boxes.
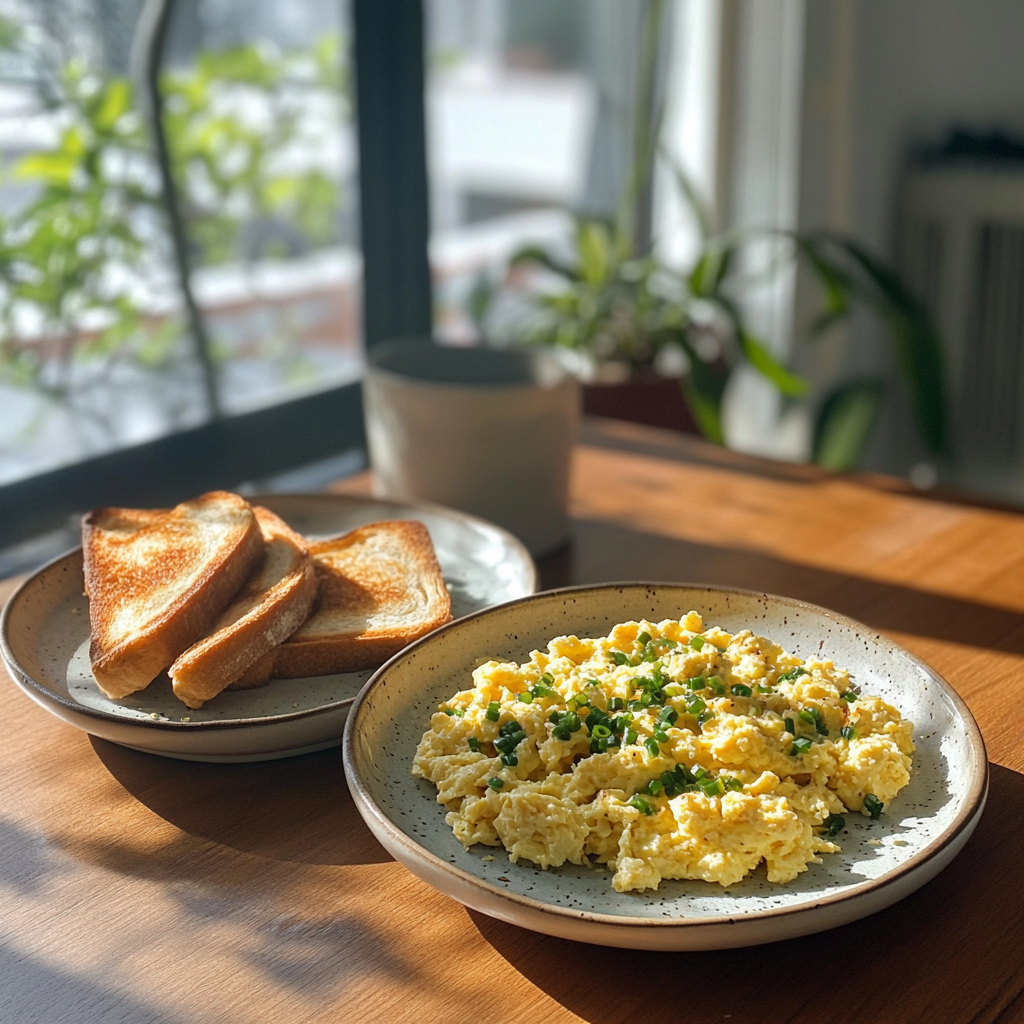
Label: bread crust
xmin=169 ymin=507 xmax=318 ymax=709
xmin=270 ymin=519 xmax=452 ymax=678
xmin=83 ymin=491 xmax=264 ymax=699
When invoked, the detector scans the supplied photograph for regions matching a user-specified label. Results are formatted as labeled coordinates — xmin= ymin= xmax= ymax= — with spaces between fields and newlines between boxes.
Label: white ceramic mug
xmin=363 ymin=341 xmax=580 ymax=556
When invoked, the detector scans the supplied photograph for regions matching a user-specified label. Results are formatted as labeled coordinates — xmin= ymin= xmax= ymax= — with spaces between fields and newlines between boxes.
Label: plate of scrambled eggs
xmin=343 ymin=584 xmax=987 ymax=950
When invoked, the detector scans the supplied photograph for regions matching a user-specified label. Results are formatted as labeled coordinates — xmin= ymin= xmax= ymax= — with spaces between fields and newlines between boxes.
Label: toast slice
xmin=169 ymin=506 xmax=318 ymax=709
xmin=231 ymin=519 xmax=451 ymax=684
xmin=83 ymin=491 xmax=265 ymax=700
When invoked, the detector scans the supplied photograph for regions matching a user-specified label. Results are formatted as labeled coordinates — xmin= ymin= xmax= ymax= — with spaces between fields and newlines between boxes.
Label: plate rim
xmin=0 ymin=491 xmax=537 ymax=733
xmin=343 ymin=580 xmax=990 ymax=934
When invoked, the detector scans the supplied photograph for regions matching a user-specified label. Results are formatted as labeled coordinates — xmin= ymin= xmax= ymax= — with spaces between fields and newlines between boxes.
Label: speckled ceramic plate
xmin=1 ymin=494 xmax=536 ymax=762
xmin=344 ymin=583 xmax=988 ymax=950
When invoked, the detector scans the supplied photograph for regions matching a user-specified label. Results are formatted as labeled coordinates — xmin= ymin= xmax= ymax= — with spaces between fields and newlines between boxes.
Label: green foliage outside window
xmin=0 ymin=19 xmax=346 ymax=404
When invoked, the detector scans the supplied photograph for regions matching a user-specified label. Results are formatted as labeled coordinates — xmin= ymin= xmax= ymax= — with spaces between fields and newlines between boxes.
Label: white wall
xmin=804 ymin=0 xmax=1024 ymax=476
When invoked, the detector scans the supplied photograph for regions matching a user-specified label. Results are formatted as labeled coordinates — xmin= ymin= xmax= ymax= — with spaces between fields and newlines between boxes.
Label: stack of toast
xmin=82 ymin=491 xmax=452 ymax=709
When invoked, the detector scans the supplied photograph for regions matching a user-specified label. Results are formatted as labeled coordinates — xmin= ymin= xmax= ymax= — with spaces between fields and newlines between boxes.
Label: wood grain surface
xmin=3 ymin=419 xmax=1024 ymax=1024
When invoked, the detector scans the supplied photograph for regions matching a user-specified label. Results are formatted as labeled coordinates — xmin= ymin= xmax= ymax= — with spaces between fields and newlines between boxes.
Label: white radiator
xmin=899 ymin=164 xmax=1024 ymax=501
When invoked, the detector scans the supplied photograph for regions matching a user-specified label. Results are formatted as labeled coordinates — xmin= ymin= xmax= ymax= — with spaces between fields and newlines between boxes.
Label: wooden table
xmin=4 ymin=419 xmax=1024 ymax=1024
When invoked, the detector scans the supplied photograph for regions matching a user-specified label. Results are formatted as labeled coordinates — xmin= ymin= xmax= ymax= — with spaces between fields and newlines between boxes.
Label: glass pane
xmin=425 ymin=0 xmax=651 ymax=346
xmin=163 ymin=0 xmax=361 ymax=415
xmin=0 ymin=0 xmax=206 ymax=485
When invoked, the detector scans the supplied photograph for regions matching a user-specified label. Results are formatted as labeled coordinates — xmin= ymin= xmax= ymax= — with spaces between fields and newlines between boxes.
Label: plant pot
xmin=582 ymin=371 xmax=699 ymax=435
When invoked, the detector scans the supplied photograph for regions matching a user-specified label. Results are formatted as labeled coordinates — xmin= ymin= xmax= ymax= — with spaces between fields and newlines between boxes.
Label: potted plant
xmin=468 ymin=2 xmax=947 ymax=473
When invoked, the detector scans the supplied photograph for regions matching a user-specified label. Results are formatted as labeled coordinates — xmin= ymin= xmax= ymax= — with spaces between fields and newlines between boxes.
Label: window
xmin=425 ymin=0 xmax=665 ymax=346
xmin=0 ymin=0 xmax=413 ymax=559
xmin=0 ymin=0 xmax=705 ymax=567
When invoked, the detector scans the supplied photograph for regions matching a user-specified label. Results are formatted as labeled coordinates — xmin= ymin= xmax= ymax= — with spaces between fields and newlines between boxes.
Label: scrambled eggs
xmin=412 ymin=613 xmax=915 ymax=892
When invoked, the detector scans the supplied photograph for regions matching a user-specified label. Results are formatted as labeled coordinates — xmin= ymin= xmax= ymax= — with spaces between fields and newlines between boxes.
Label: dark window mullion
xmin=353 ymin=0 xmax=433 ymax=347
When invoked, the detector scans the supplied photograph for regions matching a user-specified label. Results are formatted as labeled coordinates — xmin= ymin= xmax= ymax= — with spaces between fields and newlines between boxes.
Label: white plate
xmin=1 ymin=493 xmax=536 ymax=762
xmin=344 ymin=583 xmax=988 ymax=950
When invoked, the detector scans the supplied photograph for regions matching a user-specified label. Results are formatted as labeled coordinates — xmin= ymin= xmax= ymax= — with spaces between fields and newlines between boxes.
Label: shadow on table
xmin=537 ymin=519 xmax=1024 ymax=657
xmin=89 ymin=737 xmax=391 ymax=867
xmin=471 ymin=762 xmax=1024 ymax=1024
xmin=0 ymin=938 xmax=184 ymax=1024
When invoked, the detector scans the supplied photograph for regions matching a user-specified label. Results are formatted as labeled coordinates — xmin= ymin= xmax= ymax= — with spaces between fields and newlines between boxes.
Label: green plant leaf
xmin=816 ymin=234 xmax=947 ymax=454
xmin=688 ymin=245 xmax=731 ymax=298
xmin=795 ymin=235 xmax=851 ymax=320
xmin=662 ymin=148 xmax=712 ymax=241
xmin=813 ymin=377 xmax=885 ymax=471
xmin=577 ymin=220 xmax=612 ymax=288
xmin=674 ymin=331 xmax=728 ymax=444
xmin=94 ymin=79 xmax=132 ymax=132
xmin=0 ymin=15 xmax=21 ymax=52
xmin=508 ymin=245 xmax=578 ymax=281
xmin=467 ymin=269 xmax=495 ymax=336
xmin=739 ymin=331 xmax=808 ymax=398
xmin=15 ymin=153 xmax=77 ymax=186
xmin=709 ymin=294 xmax=808 ymax=398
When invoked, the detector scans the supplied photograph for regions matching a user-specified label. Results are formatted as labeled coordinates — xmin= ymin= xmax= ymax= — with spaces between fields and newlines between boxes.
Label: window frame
xmin=0 ymin=0 xmax=432 ymax=551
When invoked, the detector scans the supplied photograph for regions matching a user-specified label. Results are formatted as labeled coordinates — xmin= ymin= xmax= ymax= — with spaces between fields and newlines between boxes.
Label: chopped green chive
xmin=730 ymin=684 xmax=753 ymax=698
xmin=696 ymin=710 xmax=714 ymax=727
xmin=441 ymin=706 xmax=464 ymax=717
xmin=798 ymin=709 xmax=818 ymax=726
xmin=841 ymin=691 xmax=858 ymax=703
xmin=689 ymin=636 xmax=705 ymax=651
xmin=591 ymin=724 xmax=612 ymax=740
xmin=647 ymin=779 xmax=664 ymax=797
xmin=500 ymin=752 xmax=518 ymax=767
xmin=784 ymin=717 xmax=796 ymax=735
xmin=688 ymin=675 xmax=706 ymax=691
xmin=657 ymin=706 xmax=679 ymax=726
xmin=585 ymin=678 xmax=601 ymax=687
xmin=568 ymin=693 xmax=589 ymax=712
xmin=777 ymin=666 xmax=808 ymax=683
xmin=707 ymin=676 xmax=726 ymax=695
xmin=467 ymin=737 xmax=480 ymax=752
xmin=692 ymin=766 xmax=708 ymax=781
xmin=755 ymin=684 xmax=773 ymax=694
xmin=840 ymin=725 xmax=856 ymax=741
xmin=610 ymin=651 xmax=630 ymax=666
xmin=701 ymin=779 xmax=724 ymax=797
xmin=487 ymin=777 xmax=504 ymax=791
xmin=791 ymin=737 xmax=812 ymax=755
xmin=685 ymin=695 xmax=706 ymax=716
xmin=550 ymin=710 xmax=581 ymax=741
xmin=636 ymin=631 xmax=652 ymax=646
xmin=724 ymin=777 xmax=744 ymax=792
xmin=516 ymin=691 xmax=533 ymax=704
xmin=628 ymin=795 xmax=656 ymax=815
xmin=485 ymin=701 xmax=500 ymax=722
xmin=653 ymin=730 xmax=669 ymax=743
xmin=644 ymin=737 xmax=661 ymax=757
xmin=822 ymin=813 xmax=846 ymax=838
xmin=608 ymin=696 xmax=625 ymax=712
xmin=662 ymin=684 xmax=685 ymax=697
xmin=863 ymin=793 xmax=883 ymax=819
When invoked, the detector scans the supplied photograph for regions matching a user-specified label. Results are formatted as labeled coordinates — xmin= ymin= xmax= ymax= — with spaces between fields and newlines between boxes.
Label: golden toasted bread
xmin=231 ymin=519 xmax=451 ymax=683
xmin=169 ymin=506 xmax=318 ymax=709
xmin=83 ymin=491 xmax=264 ymax=700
